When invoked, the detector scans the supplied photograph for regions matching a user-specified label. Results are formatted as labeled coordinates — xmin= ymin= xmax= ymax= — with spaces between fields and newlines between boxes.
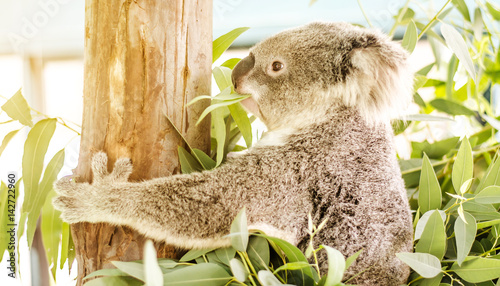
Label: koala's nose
xmin=231 ymin=54 xmax=255 ymax=90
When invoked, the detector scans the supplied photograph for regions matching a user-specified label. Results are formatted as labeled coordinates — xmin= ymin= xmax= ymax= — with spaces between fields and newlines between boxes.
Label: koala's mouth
xmin=240 ymin=96 xmax=262 ymax=120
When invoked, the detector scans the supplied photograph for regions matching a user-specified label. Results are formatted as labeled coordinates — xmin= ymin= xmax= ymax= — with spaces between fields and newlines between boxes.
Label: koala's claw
xmin=54 ymin=176 xmax=77 ymax=195
xmin=92 ymin=151 xmax=109 ymax=180
xmin=110 ymin=158 xmax=133 ymax=182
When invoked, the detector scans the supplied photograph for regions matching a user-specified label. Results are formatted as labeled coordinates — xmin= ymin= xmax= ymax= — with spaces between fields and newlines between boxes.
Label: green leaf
xmin=247 ymin=236 xmax=270 ymax=271
xmin=191 ymin=149 xmax=216 ymax=170
xmin=178 ymin=146 xmax=202 ymax=174
xmin=323 ymin=246 xmax=345 ymax=286
xmin=273 ymin=261 xmax=311 ymax=273
xmin=475 ymin=186 xmax=500 ymax=204
xmin=1 ymin=88 xmax=33 ymax=127
xmin=84 ymin=268 xmax=128 ymax=279
xmin=112 ymin=261 xmax=145 ymax=281
xmin=229 ymin=258 xmax=248 ymax=282
xmin=59 ymin=222 xmax=75 ymax=270
xmin=144 ymin=240 xmax=163 ymax=286
xmin=452 ymin=138 xmax=473 ymax=193
xmin=213 ymin=105 xmax=226 ymax=167
xmin=258 ymin=270 xmax=285 ymax=286
xmin=213 ymin=66 xmax=233 ymax=92
xmin=230 ymin=208 xmax=248 ymax=252
xmin=406 ymin=114 xmax=454 ymax=122
xmin=430 ymin=98 xmax=476 ymax=116
xmin=345 ymin=249 xmax=363 ymax=271
xmin=22 ymin=118 xmax=57 ymax=247
xmin=418 ymin=154 xmax=442 ymax=213
xmin=0 ymin=129 xmax=20 ymax=157
xmin=396 ymin=252 xmax=442 ymax=278
xmin=180 ymin=248 xmax=216 ymax=262
xmin=440 ymin=23 xmax=476 ymax=81
xmin=473 ymin=8 xmax=483 ymax=41
xmin=415 ymin=210 xmax=447 ymax=260
xmin=213 ymin=27 xmax=250 ymax=63
xmin=221 ymin=58 xmax=241 ymax=69
xmin=84 ymin=276 xmax=142 ymax=286
xmin=259 ymin=235 xmax=317 ymax=283
xmin=455 ymin=211 xmax=476 ymax=266
xmin=417 ymin=63 xmax=435 ymax=76
xmin=476 ymin=153 xmax=500 ymax=191
xmin=41 ymin=188 xmax=63 ymax=278
xmin=402 ymin=21 xmax=418 ymax=53
xmin=411 ymin=137 xmax=459 ymax=159
xmin=228 ymin=103 xmax=252 ymax=148
xmin=451 ymin=257 xmax=500 ymax=282
xmin=163 ymin=263 xmax=232 ymax=286
xmin=214 ymin=247 xmax=236 ymax=266
xmin=486 ymin=1 xmax=500 ymax=20
xmin=196 ymin=89 xmax=249 ymax=125
xmin=452 ymin=0 xmax=471 ymax=21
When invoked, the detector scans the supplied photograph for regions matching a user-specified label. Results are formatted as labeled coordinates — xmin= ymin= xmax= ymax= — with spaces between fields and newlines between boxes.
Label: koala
xmin=54 ymin=22 xmax=414 ymax=285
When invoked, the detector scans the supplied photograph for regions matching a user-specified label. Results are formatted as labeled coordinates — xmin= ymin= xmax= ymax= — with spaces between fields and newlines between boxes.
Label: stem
xmin=357 ymin=0 xmax=373 ymax=27
xmin=237 ymin=252 xmax=258 ymax=286
xmin=388 ymin=0 xmax=411 ymax=36
xmin=417 ymin=0 xmax=453 ymax=40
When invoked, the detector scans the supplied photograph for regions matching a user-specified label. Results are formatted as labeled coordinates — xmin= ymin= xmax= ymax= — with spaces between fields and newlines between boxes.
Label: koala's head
xmin=231 ymin=22 xmax=413 ymax=130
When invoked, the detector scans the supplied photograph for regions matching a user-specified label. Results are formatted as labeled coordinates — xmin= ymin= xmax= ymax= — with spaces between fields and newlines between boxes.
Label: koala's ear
xmin=334 ymin=32 xmax=414 ymax=124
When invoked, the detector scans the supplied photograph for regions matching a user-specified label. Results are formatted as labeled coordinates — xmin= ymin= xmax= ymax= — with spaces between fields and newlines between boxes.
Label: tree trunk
xmin=72 ymin=0 xmax=212 ymax=284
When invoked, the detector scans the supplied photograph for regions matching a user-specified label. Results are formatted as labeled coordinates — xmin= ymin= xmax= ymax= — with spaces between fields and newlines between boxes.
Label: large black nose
xmin=231 ymin=54 xmax=255 ymax=90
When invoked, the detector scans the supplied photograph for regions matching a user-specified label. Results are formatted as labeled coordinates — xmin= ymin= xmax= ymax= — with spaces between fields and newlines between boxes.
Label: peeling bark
xmin=73 ymin=0 xmax=212 ymax=284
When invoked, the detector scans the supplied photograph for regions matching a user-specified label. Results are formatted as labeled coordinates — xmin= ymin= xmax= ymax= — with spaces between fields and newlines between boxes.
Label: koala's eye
xmin=272 ymin=61 xmax=284 ymax=72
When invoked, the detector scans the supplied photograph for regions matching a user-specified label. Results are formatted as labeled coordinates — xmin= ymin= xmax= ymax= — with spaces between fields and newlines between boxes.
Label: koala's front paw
xmin=53 ymin=152 xmax=133 ymax=224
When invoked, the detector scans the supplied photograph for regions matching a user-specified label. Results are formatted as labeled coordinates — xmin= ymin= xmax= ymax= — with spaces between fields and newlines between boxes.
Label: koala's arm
xmin=53 ymin=152 xmax=257 ymax=249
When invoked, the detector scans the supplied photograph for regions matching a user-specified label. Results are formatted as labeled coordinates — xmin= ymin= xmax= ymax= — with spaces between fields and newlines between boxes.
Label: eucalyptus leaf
xmin=476 ymin=153 xmax=500 ymax=191
xmin=247 ymin=235 xmax=270 ymax=271
xmin=418 ymin=154 xmax=442 ymax=214
xmin=452 ymin=138 xmax=473 ymax=193
xmin=345 ymin=249 xmax=363 ymax=271
xmin=415 ymin=210 xmax=447 ymax=260
xmin=214 ymin=247 xmax=236 ymax=266
xmin=227 ymin=102 xmax=252 ymax=148
xmin=163 ymin=263 xmax=232 ymax=286
xmin=396 ymin=252 xmax=442 ymax=278
xmin=440 ymin=23 xmax=476 ymax=81
xmin=180 ymin=248 xmax=216 ymax=262
xmin=451 ymin=257 xmax=500 ymax=282
xmin=452 ymin=0 xmax=471 ymax=22
xmin=0 ymin=129 xmax=20 ymax=157
xmin=1 ymin=89 xmax=33 ymax=127
xmin=84 ymin=276 xmax=142 ymax=286
xmin=112 ymin=261 xmax=145 ymax=281
xmin=260 ymin=234 xmax=318 ymax=283
xmin=221 ymin=58 xmax=241 ymax=69
xmin=41 ymin=188 xmax=63 ymax=278
xmin=323 ymin=246 xmax=345 ymax=286
xmin=213 ymin=66 xmax=233 ymax=92
xmin=475 ymin=186 xmax=500 ymax=204
xmin=178 ymin=146 xmax=202 ymax=174
xmin=402 ymin=21 xmax=418 ymax=53
xmin=430 ymin=98 xmax=476 ymax=116
xmin=229 ymin=258 xmax=248 ymax=282
xmin=455 ymin=211 xmax=476 ymax=266
xmin=22 ymin=118 xmax=57 ymax=247
xmin=230 ymin=208 xmax=248 ymax=252
xmin=213 ymin=27 xmax=250 ymax=63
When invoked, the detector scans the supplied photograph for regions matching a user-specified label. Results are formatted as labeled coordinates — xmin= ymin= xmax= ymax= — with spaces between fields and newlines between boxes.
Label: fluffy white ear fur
xmin=329 ymin=40 xmax=414 ymax=125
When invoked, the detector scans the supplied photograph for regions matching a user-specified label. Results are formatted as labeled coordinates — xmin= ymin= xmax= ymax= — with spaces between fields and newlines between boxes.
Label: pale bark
xmin=72 ymin=0 xmax=212 ymax=284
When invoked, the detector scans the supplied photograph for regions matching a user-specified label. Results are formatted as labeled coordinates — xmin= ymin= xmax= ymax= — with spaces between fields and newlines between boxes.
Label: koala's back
xmin=233 ymin=106 xmax=413 ymax=285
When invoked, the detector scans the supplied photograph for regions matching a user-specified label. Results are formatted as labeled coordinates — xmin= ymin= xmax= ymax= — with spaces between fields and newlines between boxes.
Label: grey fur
xmin=54 ymin=22 xmax=414 ymax=285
